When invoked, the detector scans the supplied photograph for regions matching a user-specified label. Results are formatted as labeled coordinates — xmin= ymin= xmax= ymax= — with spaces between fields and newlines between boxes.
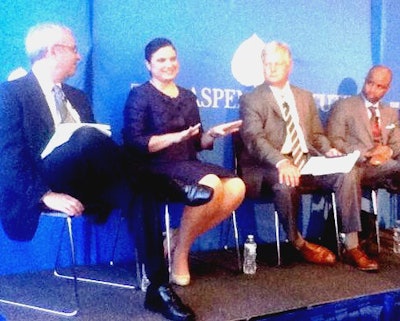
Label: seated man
xmin=0 ymin=23 xmax=194 ymax=321
xmin=327 ymin=65 xmax=400 ymax=192
xmin=238 ymin=41 xmax=378 ymax=271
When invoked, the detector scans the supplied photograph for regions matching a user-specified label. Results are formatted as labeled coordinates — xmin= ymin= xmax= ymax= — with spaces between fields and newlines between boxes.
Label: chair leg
xmin=331 ymin=192 xmax=342 ymax=258
xmin=274 ymin=210 xmax=281 ymax=266
xmin=53 ymin=213 xmax=136 ymax=289
xmin=0 ymin=213 xmax=79 ymax=317
xmin=165 ymin=204 xmax=242 ymax=273
xmin=371 ymin=189 xmax=381 ymax=253
xmin=230 ymin=210 xmax=242 ymax=271
xmin=109 ymin=212 xmax=141 ymax=289
xmin=109 ymin=211 xmax=124 ymax=267
xmin=164 ymin=203 xmax=172 ymax=275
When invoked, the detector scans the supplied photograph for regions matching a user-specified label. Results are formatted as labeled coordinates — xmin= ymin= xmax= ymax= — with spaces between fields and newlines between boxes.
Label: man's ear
xmin=145 ymin=60 xmax=151 ymax=71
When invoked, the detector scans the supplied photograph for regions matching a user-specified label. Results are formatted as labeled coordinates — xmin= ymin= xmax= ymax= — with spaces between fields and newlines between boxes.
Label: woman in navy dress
xmin=123 ymin=38 xmax=245 ymax=286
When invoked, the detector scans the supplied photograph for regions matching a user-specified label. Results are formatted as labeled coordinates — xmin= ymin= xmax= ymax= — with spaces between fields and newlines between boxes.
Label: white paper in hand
xmin=300 ymin=150 xmax=360 ymax=176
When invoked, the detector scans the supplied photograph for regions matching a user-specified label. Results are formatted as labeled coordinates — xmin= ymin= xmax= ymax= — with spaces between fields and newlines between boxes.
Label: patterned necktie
xmin=282 ymin=102 xmax=307 ymax=170
xmin=369 ymin=106 xmax=382 ymax=145
xmin=52 ymin=85 xmax=75 ymax=123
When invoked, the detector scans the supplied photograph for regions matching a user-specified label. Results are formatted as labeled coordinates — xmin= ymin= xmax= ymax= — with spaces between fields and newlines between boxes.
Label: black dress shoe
xmin=181 ymin=184 xmax=213 ymax=206
xmin=144 ymin=284 xmax=196 ymax=321
xmin=169 ymin=179 xmax=214 ymax=206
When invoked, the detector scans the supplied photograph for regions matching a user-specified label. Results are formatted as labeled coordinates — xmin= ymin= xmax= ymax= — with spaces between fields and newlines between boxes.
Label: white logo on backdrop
xmin=231 ymin=34 xmax=264 ymax=87
xmin=7 ymin=67 xmax=27 ymax=81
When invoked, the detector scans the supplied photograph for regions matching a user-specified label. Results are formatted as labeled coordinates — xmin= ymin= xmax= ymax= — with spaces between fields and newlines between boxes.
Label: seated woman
xmin=123 ymin=37 xmax=245 ymax=286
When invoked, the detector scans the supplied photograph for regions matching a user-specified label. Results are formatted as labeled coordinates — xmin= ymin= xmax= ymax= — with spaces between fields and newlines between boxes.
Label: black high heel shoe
xmin=168 ymin=178 xmax=214 ymax=206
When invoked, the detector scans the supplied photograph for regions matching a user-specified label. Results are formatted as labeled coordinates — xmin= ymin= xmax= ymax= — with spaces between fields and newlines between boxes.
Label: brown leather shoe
xmin=344 ymin=247 xmax=379 ymax=271
xmin=298 ymin=241 xmax=336 ymax=265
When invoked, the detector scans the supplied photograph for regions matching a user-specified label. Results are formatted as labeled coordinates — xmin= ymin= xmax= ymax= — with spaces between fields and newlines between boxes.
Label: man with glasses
xmin=238 ymin=41 xmax=378 ymax=272
xmin=0 ymin=22 xmax=125 ymax=238
xmin=0 ymin=23 xmax=195 ymax=321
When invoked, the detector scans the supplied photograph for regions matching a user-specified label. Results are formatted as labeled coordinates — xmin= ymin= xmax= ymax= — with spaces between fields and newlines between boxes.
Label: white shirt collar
xmin=269 ymin=82 xmax=291 ymax=98
xmin=361 ymin=93 xmax=379 ymax=109
xmin=32 ymin=64 xmax=57 ymax=94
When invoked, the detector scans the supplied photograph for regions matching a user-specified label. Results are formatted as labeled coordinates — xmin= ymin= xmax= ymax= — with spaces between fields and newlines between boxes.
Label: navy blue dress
xmin=123 ymin=82 xmax=235 ymax=184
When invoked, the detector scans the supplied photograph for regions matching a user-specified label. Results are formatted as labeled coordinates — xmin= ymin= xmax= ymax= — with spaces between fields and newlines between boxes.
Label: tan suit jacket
xmin=326 ymin=94 xmax=400 ymax=161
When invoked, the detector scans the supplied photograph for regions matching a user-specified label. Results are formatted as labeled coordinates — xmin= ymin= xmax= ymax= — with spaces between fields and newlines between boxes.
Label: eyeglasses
xmin=53 ymin=43 xmax=78 ymax=54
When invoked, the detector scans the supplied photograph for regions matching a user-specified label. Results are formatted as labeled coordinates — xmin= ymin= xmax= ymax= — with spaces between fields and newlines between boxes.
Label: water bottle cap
xmin=247 ymin=234 xmax=254 ymax=239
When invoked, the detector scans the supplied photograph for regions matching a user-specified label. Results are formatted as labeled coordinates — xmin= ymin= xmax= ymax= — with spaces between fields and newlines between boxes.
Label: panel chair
xmin=370 ymin=189 xmax=382 ymax=253
xmin=362 ymin=185 xmax=398 ymax=255
xmin=163 ymin=186 xmax=242 ymax=275
xmin=249 ymin=185 xmax=340 ymax=266
xmin=232 ymin=133 xmax=341 ymax=266
xmin=0 ymin=210 xmax=140 ymax=317
xmin=366 ymin=179 xmax=400 ymax=254
xmin=164 ymin=204 xmax=242 ymax=274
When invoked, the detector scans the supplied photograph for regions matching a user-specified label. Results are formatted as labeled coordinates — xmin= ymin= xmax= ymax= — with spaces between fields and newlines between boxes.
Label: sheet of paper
xmin=300 ymin=150 xmax=360 ymax=176
xmin=41 ymin=123 xmax=111 ymax=159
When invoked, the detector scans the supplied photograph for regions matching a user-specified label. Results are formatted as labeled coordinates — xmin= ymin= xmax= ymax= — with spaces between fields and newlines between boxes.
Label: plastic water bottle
xmin=243 ymin=234 xmax=257 ymax=274
xmin=393 ymin=220 xmax=400 ymax=254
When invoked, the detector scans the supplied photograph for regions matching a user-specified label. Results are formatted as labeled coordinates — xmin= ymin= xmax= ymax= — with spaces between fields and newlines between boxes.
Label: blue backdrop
xmin=0 ymin=0 xmax=399 ymax=273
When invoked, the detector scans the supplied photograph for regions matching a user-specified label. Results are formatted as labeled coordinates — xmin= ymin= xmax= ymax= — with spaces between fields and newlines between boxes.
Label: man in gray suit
xmin=238 ymin=41 xmax=377 ymax=271
xmin=327 ymin=65 xmax=400 ymax=191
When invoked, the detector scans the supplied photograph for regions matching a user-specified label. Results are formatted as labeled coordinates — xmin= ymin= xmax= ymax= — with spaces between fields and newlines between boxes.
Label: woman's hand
xmin=148 ymin=123 xmax=201 ymax=152
xmin=207 ymin=120 xmax=243 ymax=139
xmin=173 ymin=123 xmax=201 ymax=143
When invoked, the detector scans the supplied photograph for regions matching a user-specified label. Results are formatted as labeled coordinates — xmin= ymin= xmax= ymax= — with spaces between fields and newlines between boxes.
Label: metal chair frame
xmin=259 ymin=191 xmax=340 ymax=267
xmin=232 ymin=133 xmax=340 ymax=267
xmin=0 ymin=211 xmax=139 ymax=317
xmin=164 ymin=203 xmax=242 ymax=273
xmin=370 ymin=189 xmax=381 ymax=252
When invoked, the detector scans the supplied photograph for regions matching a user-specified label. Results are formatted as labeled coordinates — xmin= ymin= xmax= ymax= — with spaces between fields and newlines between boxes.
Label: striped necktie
xmin=52 ymin=85 xmax=75 ymax=123
xmin=369 ymin=106 xmax=382 ymax=145
xmin=282 ymin=102 xmax=307 ymax=170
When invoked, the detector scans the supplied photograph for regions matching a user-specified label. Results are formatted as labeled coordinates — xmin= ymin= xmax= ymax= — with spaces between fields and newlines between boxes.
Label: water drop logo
xmin=231 ymin=34 xmax=264 ymax=87
xmin=8 ymin=67 xmax=27 ymax=81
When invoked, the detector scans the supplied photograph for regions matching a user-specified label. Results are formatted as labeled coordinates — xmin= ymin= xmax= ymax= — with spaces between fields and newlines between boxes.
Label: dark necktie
xmin=52 ymin=85 xmax=75 ymax=123
xmin=282 ymin=102 xmax=307 ymax=170
xmin=369 ymin=106 xmax=382 ymax=145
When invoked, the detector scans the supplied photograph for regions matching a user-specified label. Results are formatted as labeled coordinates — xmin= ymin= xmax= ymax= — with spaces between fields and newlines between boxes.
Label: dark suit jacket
xmin=326 ymin=94 xmax=400 ymax=161
xmin=0 ymin=72 xmax=94 ymax=241
xmin=238 ymin=83 xmax=332 ymax=198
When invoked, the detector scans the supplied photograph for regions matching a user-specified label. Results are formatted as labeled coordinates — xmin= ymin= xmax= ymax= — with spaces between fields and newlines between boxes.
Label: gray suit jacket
xmin=326 ymin=94 xmax=400 ymax=161
xmin=238 ymin=83 xmax=332 ymax=198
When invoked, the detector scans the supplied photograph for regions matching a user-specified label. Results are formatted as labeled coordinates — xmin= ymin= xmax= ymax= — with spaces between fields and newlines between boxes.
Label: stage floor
xmin=0 ymin=230 xmax=399 ymax=321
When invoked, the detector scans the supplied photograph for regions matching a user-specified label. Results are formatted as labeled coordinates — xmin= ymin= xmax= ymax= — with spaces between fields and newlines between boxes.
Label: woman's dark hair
xmin=145 ymin=37 xmax=176 ymax=62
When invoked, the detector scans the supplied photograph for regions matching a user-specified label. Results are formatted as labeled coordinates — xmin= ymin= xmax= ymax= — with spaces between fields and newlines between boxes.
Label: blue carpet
xmin=256 ymin=289 xmax=400 ymax=321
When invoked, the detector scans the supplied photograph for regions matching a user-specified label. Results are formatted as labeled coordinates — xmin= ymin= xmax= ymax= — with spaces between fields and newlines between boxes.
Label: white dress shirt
xmin=32 ymin=65 xmax=81 ymax=126
xmin=270 ymin=83 xmax=308 ymax=155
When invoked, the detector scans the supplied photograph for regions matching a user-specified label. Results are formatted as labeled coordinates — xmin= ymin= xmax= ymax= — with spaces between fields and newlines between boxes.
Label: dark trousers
xmin=43 ymin=126 xmax=169 ymax=286
xmin=42 ymin=126 xmax=130 ymax=216
xmin=130 ymin=194 xmax=169 ymax=286
xmin=261 ymin=164 xmax=362 ymax=242
xmin=360 ymin=158 xmax=400 ymax=190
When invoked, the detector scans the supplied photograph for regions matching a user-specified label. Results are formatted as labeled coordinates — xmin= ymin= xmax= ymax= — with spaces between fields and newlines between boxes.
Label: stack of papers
xmin=41 ymin=123 xmax=111 ymax=159
xmin=301 ymin=150 xmax=360 ymax=176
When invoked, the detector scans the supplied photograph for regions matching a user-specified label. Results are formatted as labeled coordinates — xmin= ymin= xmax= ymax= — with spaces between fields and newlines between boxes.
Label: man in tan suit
xmin=238 ymin=41 xmax=378 ymax=271
xmin=327 ymin=65 xmax=400 ymax=191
